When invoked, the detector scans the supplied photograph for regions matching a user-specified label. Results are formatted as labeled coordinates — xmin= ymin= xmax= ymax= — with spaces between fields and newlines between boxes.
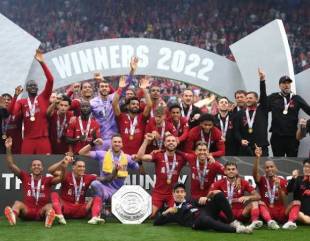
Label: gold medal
xmin=30 ymin=116 xmax=35 ymax=122
xmin=200 ymin=184 xmax=204 ymax=190
xmin=57 ymin=139 xmax=61 ymax=143
xmin=269 ymin=203 xmax=274 ymax=208
xmin=2 ymin=134 xmax=7 ymax=140
xmin=283 ymin=110 xmax=288 ymax=115
xmin=129 ymin=135 xmax=133 ymax=140
xmin=167 ymin=179 xmax=171 ymax=185
xmin=248 ymin=128 xmax=253 ymax=134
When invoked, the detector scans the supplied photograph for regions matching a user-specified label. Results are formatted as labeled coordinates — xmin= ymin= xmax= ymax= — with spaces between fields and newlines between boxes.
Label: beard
xmin=166 ymin=145 xmax=176 ymax=152
xmin=129 ymin=108 xmax=140 ymax=114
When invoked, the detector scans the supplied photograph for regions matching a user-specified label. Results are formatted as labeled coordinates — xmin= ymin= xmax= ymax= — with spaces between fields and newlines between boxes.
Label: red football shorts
xmin=152 ymin=191 xmax=174 ymax=209
xmin=62 ymin=201 xmax=88 ymax=218
xmin=268 ymin=205 xmax=286 ymax=223
xmin=21 ymin=205 xmax=43 ymax=220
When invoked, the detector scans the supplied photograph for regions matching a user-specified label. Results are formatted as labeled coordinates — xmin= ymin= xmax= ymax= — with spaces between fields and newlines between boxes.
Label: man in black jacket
xmin=234 ymin=69 xmax=269 ymax=156
xmin=179 ymin=89 xmax=201 ymax=129
xmin=153 ymin=183 xmax=253 ymax=234
xmin=268 ymin=75 xmax=310 ymax=157
xmin=287 ymin=159 xmax=310 ymax=224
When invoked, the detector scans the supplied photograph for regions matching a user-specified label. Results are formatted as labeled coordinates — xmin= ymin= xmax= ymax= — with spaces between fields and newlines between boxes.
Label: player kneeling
xmin=49 ymin=157 xmax=105 ymax=225
xmin=4 ymin=137 xmax=65 ymax=228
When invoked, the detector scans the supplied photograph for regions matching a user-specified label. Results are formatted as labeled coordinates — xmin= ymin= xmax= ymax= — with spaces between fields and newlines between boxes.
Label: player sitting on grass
xmin=154 ymin=182 xmax=253 ymax=234
xmin=209 ymin=161 xmax=263 ymax=229
xmin=48 ymin=155 xmax=106 ymax=225
xmin=4 ymin=137 xmax=65 ymax=228
xmin=253 ymin=145 xmax=301 ymax=230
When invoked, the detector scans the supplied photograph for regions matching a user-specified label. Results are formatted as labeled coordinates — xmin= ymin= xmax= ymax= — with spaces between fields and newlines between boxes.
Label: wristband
xmin=89 ymin=141 xmax=95 ymax=147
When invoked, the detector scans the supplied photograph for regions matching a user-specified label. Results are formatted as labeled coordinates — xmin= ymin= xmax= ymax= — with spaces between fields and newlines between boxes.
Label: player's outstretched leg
xmin=88 ymin=196 xmax=105 ymax=224
xmin=51 ymin=192 xmax=66 ymax=225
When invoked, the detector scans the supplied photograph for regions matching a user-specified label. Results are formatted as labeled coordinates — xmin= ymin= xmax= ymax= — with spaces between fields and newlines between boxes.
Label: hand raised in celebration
xmin=258 ymin=68 xmax=266 ymax=81
xmin=139 ymin=76 xmax=150 ymax=89
xmin=145 ymin=133 xmax=155 ymax=142
xmin=14 ymin=85 xmax=23 ymax=96
xmin=254 ymin=144 xmax=262 ymax=157
xmin=63 ymin=155 xmax=73 ymax=165
xmin=93 ymin=138 xmax=104 ymax=146
xmin=130 ymin=56 xmax=139 ymax=73
xmin=35 ymin=49 xmax=44 ymax=63
xmin=118 ymin=75 xmax=127 ymax=88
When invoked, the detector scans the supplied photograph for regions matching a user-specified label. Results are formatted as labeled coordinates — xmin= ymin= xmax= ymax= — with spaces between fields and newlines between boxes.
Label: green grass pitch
xmin=0 ymin=218 xmax=310 ymax=241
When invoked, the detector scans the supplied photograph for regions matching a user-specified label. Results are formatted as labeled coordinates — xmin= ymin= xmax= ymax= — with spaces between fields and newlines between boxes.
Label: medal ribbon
xmin=227 ymin=180 xmax=234 ymax=205
xmin=218 ymin=114 xmax=229 ymax=138
xmin=157 ymin=122 xmax=166 ymax=149
xmin=200 ymin=130 xmax=211 ymax=150
xmin=265 ymin=177 xmax=277 ymax=205
xmin=164 ymin=153 xmax=177 ymax=182
xmin=280 ymin=92 xmax=293 ymax=114
xmin=180 ymin=102 xmax=192 ymax=120
xmin=27 ymin=96 xmax=38 ymax=118
xmin=196 ymin=159 xmax=208 ymax=188
xmin=78 ymin=115 xmax=92 ymax=138
xmin=72 ymin=173 xmax=83 ymax=203
xmin=31 ymin=174 xmax=42 ymax=205
xmin=245 ymin=108 xmax=256 ymax=130
xmin=56 ymin=113 xmax=67 ymax=139
xmin=127 ymin=114 xmax=138 ymax=136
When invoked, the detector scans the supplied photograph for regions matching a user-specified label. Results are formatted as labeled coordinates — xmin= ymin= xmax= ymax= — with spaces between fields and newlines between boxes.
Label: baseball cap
xmin=279 ymin=75 xmax=292 ymax=84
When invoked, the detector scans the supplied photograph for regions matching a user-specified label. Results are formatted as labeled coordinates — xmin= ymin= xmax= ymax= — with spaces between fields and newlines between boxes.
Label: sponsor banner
xmin=0 ymin=155 xmax=303 ymax=211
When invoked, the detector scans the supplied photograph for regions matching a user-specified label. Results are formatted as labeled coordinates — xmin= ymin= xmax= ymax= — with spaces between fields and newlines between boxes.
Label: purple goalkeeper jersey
xmin=90 ymin=93 xmax=118 ymax=140
xmin=90 ymin=150 xmax=139 ymax=189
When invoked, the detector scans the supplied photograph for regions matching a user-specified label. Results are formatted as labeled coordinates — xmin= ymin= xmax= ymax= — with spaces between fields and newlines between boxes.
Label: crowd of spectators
xmin=0 ymin=0 xmax=309 ymax=73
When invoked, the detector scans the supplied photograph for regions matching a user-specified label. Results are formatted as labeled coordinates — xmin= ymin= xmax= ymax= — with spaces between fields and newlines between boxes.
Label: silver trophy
xmin=112 ymin=185 xmax=152 ymax=224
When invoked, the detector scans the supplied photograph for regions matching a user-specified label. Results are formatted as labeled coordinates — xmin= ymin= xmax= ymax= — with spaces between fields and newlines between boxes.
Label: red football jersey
xmin=167 ymin=116 xmax=189 ymax=145
xmin=210 ymin=177 xmax=254 ymax=208
xmin=65 ymin=116 xmax=100 ymax=154
xmin=184 ymin=126 xmax=225 ymax=157
xmin=12 ymin=63 xmax=53 ymax=139
xmin=49 ymin=111 xmax=73 ymax=154
xmin=151 ymin=151 xmax=186 ymax=195
xmin=185 ymin=153 xmax=224 ymax=200
xmin=145 ymin=118 xmax=178 ymax=152
xmin=59 ymin=172 xmax=96 ymax=204
xmin=117 ymin=113 xmax=146 ymax=154
xmin=19 ymin=171 xmax=53 ymax=208
xmin=256 ymin=176 xmax=287 ymax=207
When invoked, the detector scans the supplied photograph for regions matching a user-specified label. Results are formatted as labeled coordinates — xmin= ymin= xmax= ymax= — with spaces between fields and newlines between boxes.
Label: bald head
xmin=26 ymin=80 xmax=38 ymax=96
xmin=264 ymin=160 xmax=277 ymax=177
